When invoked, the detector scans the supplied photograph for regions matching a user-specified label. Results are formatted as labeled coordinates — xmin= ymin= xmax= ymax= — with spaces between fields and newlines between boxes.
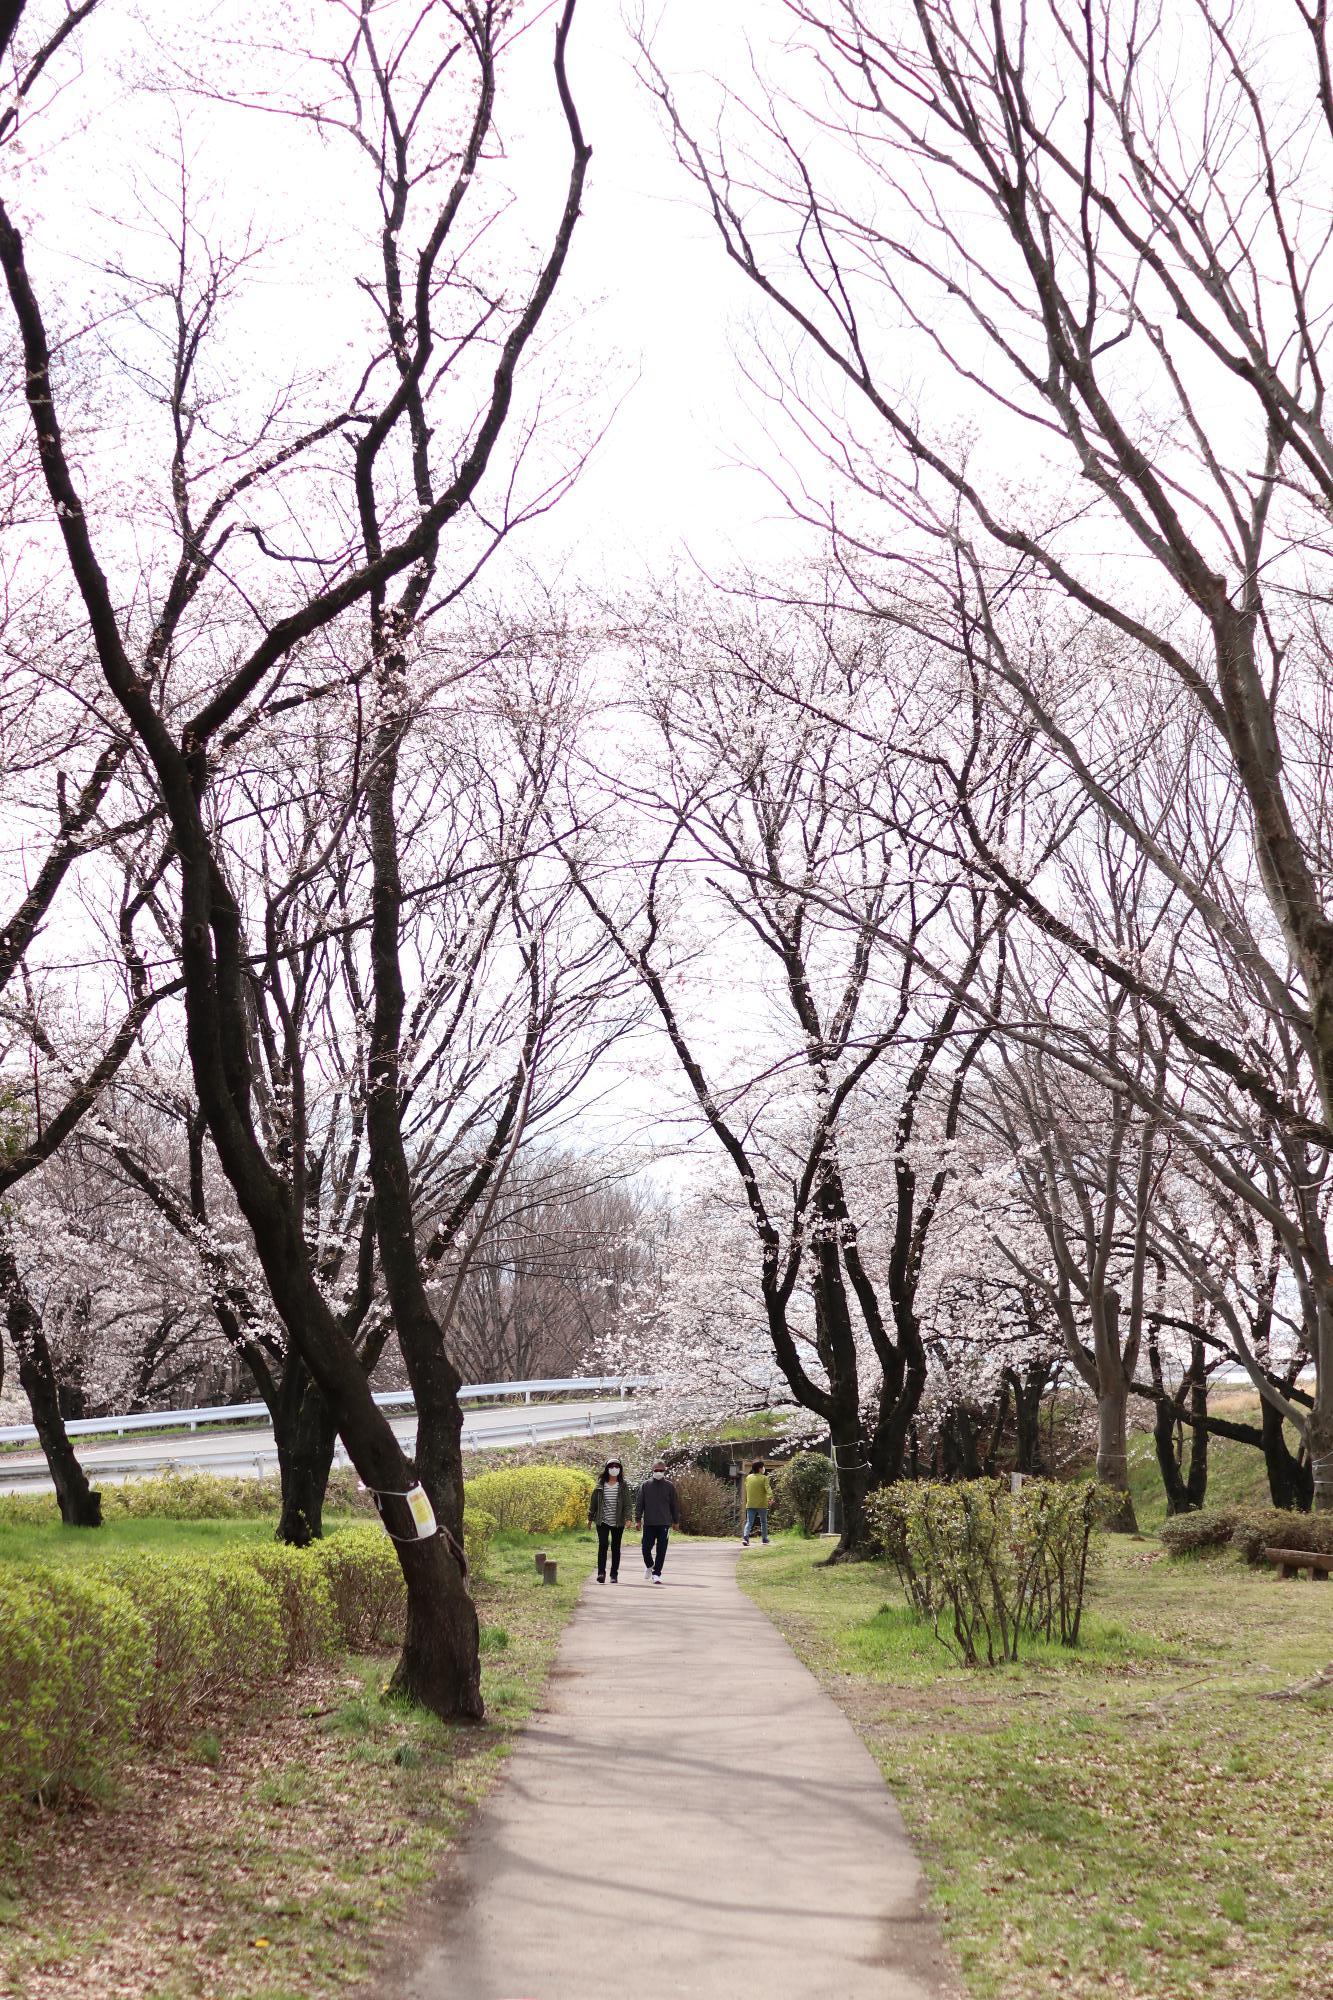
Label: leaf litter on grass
xmin=739 ymin=1536 xmax=1333 ymax=2000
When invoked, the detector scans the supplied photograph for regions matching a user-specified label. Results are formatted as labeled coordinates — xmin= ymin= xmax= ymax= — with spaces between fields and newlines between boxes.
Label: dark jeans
xmin=641 ymin=1523 xmax=670 ymax=1575
xmin=596 ymin=1522 xmax=624 ymax=1578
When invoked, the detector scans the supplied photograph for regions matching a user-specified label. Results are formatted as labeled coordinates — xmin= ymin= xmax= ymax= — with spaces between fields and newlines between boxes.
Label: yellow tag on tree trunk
xmin=405 ymin=1485 xmax=438 ymax=1538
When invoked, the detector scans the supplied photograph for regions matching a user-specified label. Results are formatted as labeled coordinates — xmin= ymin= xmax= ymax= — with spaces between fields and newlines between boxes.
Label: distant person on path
xmin=635 ymin=1459 xmax=680 ymax=1584
xmin=742 ymin=1461 xmax=773 ymax=1546
xmin=588 ymin=1458 xmax=631 ymax=1583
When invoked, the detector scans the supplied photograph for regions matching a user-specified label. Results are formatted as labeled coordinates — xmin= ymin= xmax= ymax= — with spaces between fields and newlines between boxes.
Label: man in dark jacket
xmin=635 ymin=1459 xmax=680 ymax=1584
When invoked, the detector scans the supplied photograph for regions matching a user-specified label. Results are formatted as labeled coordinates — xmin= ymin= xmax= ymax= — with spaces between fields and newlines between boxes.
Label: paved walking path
xmin=384 ymin=1540 xmax=955 ymax=2000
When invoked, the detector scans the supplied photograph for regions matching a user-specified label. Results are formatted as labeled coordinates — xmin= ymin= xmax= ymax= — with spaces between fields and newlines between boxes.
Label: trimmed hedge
xmin=0 ymin=1468 xmax=571 ymax=1549
xmin=462 ymin=1465 xmax=593 ymax=1534
xmin=1158 ymin=1507 xmax=1243 ymax=1557
xmin=0 ymin=1527 xmax=422 ymax=1816
xmin=1159 ymin=1505 xmax=1333 ymax=1565
xmin=463 ymin=1505 xmax=497 ymax=1575
xmin=315 ymin=1526 xmax=407 ymax=1651
xmin=1230 ymin=1508 xmax=1333 ymax=1566
xmin=0 ymin=1471 xmax=362 ymax=1526
xmin=243 ymin=1545 xmax=340 ymax=1671
xmin=0 ymin=1570 xmax=150 ymax=1805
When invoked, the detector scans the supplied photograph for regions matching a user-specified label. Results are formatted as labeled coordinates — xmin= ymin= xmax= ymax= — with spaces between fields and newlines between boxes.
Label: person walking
xmin=742 ymin=1460 xmax=773 ymax=1546
xmin=635 ymin=1458 xmax=680 ymax=1584
xmin=587 ymin=1458 xmax=631 ymax=1583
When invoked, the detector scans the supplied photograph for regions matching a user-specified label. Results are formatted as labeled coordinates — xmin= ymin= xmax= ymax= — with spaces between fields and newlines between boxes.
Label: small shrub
xmin=315 ymin=1527 xmax=407 ymax=1651
xmin=1231 ymin=1508 xmax=1333 ymax=1566
xmin=0 ymin=1573 xmax=63 ymax=1807
xmin=91 ymin=1552 xmax=213 ymax=1743
xmin=868 ymin=1478 xmax=1104 ymax=1666
xmin=194 ymin=1556 xmax=286 ymax=1704
xmin=1160 ymin=1507 xmax=1241 ymax=1557
xmin=1013 ymin=1479 xmax=1106 ymax=1647
xmin=245 ymin=1545 xmax=340 ymax=1671
xmin=771 ymin=1453 xmax=831 ymax=1537
xmin=463 ymin=1504 xmax=497 ymax=1575
xmin=674 ymin=1467 xmax=733 ymax=1536
xmin=20 ymin=1570 xmax=149 ymax=1803
xmin=0 ymin=1493 xmax=60 ymax=1527
xmin=865 ymin=1486 xmax=935 ymax=1619
xmin=107 ymin=1471 xmax=264 ymax=1521
xmin=462 ymin=1465 xmax=593 ymax=1534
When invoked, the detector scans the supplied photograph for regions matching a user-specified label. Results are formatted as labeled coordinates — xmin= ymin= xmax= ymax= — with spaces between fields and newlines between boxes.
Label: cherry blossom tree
xmin=0 ymin=0 xmax=593 ymax=1713
xmin=646 ymin=0 xmax=1333 ymax=1509
xmin=561 ymin=593 xmax=1009 ymax=1549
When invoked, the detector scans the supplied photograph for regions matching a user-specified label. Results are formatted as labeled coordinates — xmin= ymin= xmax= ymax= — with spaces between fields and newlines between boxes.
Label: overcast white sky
xmin=12 ymin=0 xmax=818 ymax=597
xmin=539 ymin=0 xmax=806 ymax=583
xmin=5 ymin=0 xmax=818 ymax=1166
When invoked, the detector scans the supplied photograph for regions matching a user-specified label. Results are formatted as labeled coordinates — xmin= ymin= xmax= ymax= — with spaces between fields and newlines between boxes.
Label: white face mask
xmin=607 ymin=1471 xmax=620 ymax=1483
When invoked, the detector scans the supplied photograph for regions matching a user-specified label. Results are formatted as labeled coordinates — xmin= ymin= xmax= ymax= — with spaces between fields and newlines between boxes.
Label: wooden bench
xmin=1263 ymin=1546 xmax=1333 ymax=1581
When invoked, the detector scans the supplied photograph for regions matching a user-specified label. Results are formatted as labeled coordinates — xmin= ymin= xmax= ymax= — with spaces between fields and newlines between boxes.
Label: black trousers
xmin=641 ymin=1523 xmax=670 ymax=1575
xmin=596 ymin=1522 xmax=624 ymax=1578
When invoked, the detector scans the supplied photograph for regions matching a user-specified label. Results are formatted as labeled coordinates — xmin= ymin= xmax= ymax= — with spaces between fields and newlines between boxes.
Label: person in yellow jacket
xmin=742 ymin=1460 xmax=773 ymax=1546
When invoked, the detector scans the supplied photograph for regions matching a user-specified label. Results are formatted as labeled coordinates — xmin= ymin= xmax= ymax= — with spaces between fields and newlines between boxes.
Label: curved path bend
xmin=376 ymin=1540 xmax=957 ymax=2000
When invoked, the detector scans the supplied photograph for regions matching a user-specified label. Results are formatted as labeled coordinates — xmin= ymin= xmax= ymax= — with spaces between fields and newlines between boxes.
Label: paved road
xmin=373 ymin=1540 xmax=955 ymax=2000
xmin=0 ymin=1399 xmax=635 ymax=1493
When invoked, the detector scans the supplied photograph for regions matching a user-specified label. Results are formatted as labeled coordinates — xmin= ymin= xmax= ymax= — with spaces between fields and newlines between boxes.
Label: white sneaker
xmin=653 ymin=1573 xmax=663 ymax=1585
xmin=644 ymin=1566 xmax=653 ymax=1582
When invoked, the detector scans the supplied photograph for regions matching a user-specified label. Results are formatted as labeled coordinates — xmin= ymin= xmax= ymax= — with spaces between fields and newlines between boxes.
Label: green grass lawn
xmin=0 ymin=1511 xmax=329 ymax=1563
xmin=739 ymin=1533 xmax=1333 ymax=2000
xmin=0 ymin=1529 xmax=587 ymax=2000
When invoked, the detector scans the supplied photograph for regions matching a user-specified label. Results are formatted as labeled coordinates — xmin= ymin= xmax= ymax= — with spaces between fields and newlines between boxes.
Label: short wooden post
xmin=543 ymin=1559 xmax=558 ymax=1585
xmin=534 ymin=1550 xmax=547 ymax=1575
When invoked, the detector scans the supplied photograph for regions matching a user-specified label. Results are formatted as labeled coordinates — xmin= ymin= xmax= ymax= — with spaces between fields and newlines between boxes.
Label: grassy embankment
xmin=1124 ymin=1390 xmax=1291 ymax=1531
xmin=739 ymin=1444 xmax=1332 ymax=2000
xmin=0 ymin=1520 xmax=589 ymax=2000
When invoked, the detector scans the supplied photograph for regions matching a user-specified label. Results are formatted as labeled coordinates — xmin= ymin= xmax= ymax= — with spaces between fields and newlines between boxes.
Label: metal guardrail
xmin=0 ymin=1400 xmax=641 ymax=1489
xmin=0 ymin=1376 xmax=654 ymax=1449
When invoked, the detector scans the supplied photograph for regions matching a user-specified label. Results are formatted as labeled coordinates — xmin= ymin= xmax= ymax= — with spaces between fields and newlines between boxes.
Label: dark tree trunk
xmin=1147 ymin=1333 xmax=1208 ymax=1516
xmin=982 ymin=1376 xmax=1010 ymax=1476
xmin=1182 ymin=1343 xmax=1209 ymax=1510
xmin=829 ymin=1421 xmax=874 ymax=1557
xmin=1154 ymin=1400 xmax=1193 ymax=1516
xmin=939 ymin=1402 xmax=983 ymax=1481
xmin=389 ymin=1528 xmax=481 ymax=1711
xmin=1261 ymin=1396 xmax=1313 ymax=1511
xmin=275 ymin=1368 xmax=339 ymax=1545
xmin=830 ymin=1346 xmax=930 ymax=1557
xmin=1004 ymin=1360 xmax=1050 ymax=1475
xmin=1 ymin=1246 xmax=101 ymax=1527
xmin=362 ymin=686 xmax=483 ymax=1714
